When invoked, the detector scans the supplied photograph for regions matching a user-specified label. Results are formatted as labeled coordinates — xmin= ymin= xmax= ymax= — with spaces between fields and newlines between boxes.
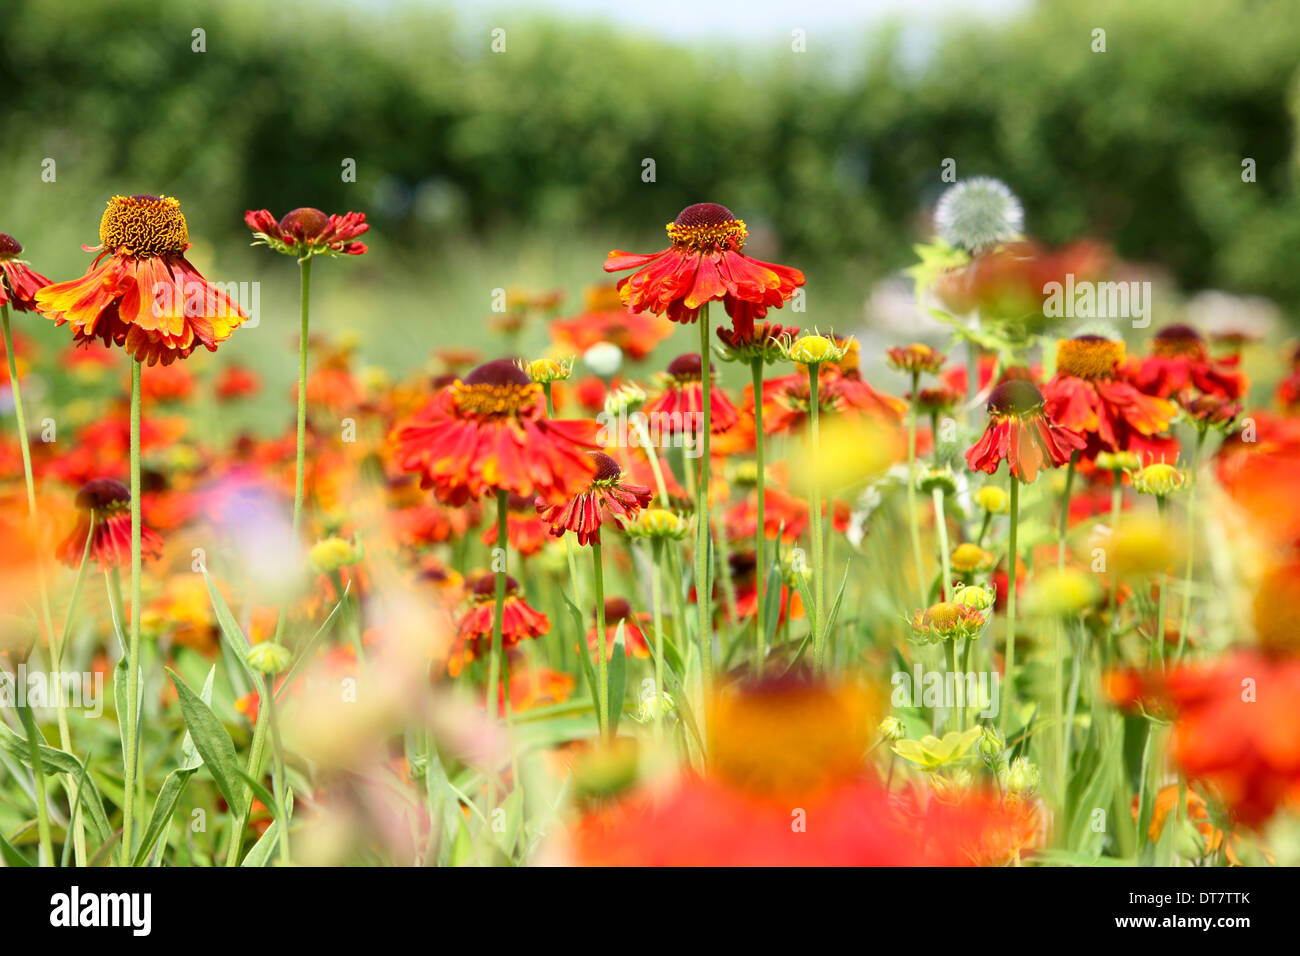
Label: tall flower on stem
xmin=537 ymin=452 xmax=651 ymax=738
xmin=36 ymin=195 xmax=247 ymax=866
xmin=783 ymin=333 xmax=853 ymax=670
xmin=718 ymin=321 xmax=797 ymax=675
xmin=605 ymin=203 xmax=803 ymax=713
xmin=888 ymin=343 xmax=947 ymax=606
xmin=233 ymin=205 xmax=366 ymax=862
xmin=1131 ymin=462 xmax=1185 ymax=665
xmin=965 ymin=380 xmax=1084 ymax=731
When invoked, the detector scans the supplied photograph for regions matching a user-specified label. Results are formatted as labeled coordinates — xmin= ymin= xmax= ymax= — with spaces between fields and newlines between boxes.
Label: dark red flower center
xmin=472 ymin=574 xmax=520 ymax=600
xmin=602 ymin=596 xmax=632 ymax=622
xmin=1152 ymin=324 xmax=1207 ymax=359
xmin=75 ymin=477 xmax=131 ymax=514
xmin=987 ymin=379 xmax=1045 ymax=418
xmin=453 ymin=359 xmax=538 ymax=417
xmin=0 ymin=233 xmax=22 ymax=259
xmin=666 ymin=203 xmax=747 ymax=252
xmin=278 ymin=207 xmax=330 ymax=242
xmin=589 ymin=451 xmax=622 ymax=484
xmin=666 ymin=353 xmax=704 ymax=382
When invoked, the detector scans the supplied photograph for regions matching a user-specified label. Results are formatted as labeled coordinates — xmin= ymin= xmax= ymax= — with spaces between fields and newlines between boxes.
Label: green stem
xmin=932 ymin=488 xmax=952 ymax=603
xmin=227 ymin=254 xmax=312 ymax=866
xmin=543 ymin=381 xmax=554 ymax=417
xmin=697 ymin=306 xmax=713 ymax=710
xmin=1107 ymin=473 xmax=1123 ymax=656
xmin=486 ymin=490 xmax=509 ymax=806
xmin=808 ymin=363 xmax=825 ymax=669
xmin=1176 ymin=431 xmax=1207 ymax=662
xmin=121 ymin=358 xmax=143 ymax=866
xmin=1155 ymin=495 xmax=1168 ymax=669
xmin=751 ymin=358 xmax=767 ymax=676
xmin=905 ymin=370 xmax=926 ymax=606
xmin=265 ymin=686 xmax=291 ymax=863
xmin=650 ymin=540 xmax=666 ymax=741
xmin=592 ymin=540 xmax=609 ymax=740
xmin=1057 ymin=451 xmax=1078 ymax=570
xmin=16 ymin=697 xmax=54 ymax=866
xmin=4 ymin=303 xmax=81 ymax=864
xmin=1001 ymin=477 xmax=1020 ymax=734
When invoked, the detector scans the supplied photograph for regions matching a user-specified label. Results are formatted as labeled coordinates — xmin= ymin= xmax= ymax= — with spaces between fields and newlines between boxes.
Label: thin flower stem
xmin=650 ymin=540 xmax=666 ymax=741
xmin=3 ymin=302 xmax=83 ymax=864
xmin=751 ymin=357 xmax=767 ymax=676
xmin=1155 ymin=495 xmax=1168 ymax=669
xmin=486 ymin=489 xmax=509 ymax=807
xmin=1057 ymin=451 xmax=1078 ymax=570
xmin=1107 ymin=473 xmax=1123 ymax=653
xmin=808 ymin=363 xmax=825 ymax=669
xmin=1176 ymin=431 xmax=1207 ymax=662
xmin=905 ymin=371 xmax=926 ymax=606
xmin=228 ymin=253 xmax=312 ymax=866
xmin=592 ymin=540 xmax=610 ymax=740
xmin=632 ymin=419 xmax=669 ymax=505
xmin=121 ymin=358 xmax=143 ymax=867
xmin=16 ymin=698 xmax=53 ymax=866
xmin=543 ymin=382 xmax=554 ymax=417
xmin=697 ymin=305 xmax=713 ymax=710
xmin=932 ymin=488 xmax=952 ymax=603
xmin=265 ymin=686 xmax=291 ymax=863
xmin=1001 ymin=477 xmax=1020 ymax=735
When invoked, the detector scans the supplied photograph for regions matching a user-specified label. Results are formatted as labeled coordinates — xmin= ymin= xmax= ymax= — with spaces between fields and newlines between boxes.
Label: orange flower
xmin=760 ymin=365 xmax=905 ymax=436
xmin=603 ymin=202 xmax=804 ymax=337
xmin=393 ymin=359 xmax=599 ymax=507
xmin=536 ymin=452 xmax=652 ymax=546
xmin=1130 ymin=324 xmax=1248 ymax=400
xmin=1042 ymin=335 xmax=1177 ymax=463
xmin=245 ymin=207 xmax=369 ymax=257
xmin=0 ymin=233 xmax=51 ymax=312
xmin=446 ymin=575 xmax=550 ymax=677
xmin=481 ymin=492 xmax=550 ymax=556
xmin=966 ymin=380 xmax=1086 ymax=483
xmin=584 ymin=596 xmax=652 ymax=660
xmin=215 ymin=364 xmax=261 ymax=401
xmin=643 ymin=353 xmax=739 ymax=437
xmin=1134 ymin=785 xmax=1237 ymax=864
xmin=549 ymin=285 xmax=674 ymax=361
xmin=56 ymin=478 xmax=163 ymax=570
xmin=36 ymin=195 xmax=248 ymax=365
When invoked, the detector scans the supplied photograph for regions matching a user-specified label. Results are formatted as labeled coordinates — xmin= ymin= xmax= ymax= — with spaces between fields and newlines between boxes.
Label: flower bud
xmin=878 ymin=715 xmax=906 ymax=742
xmin=1132 ymin=462 xmax=1185 ymax=497
xmin=973 ymin=485 xmax=1009 ymax=514
xmin=583 ymin=342 xmax=623 ymax=378
xmin=523 ymin=356 xmax=573 ymax=385
xmin=246 ymin=641 xmax=292 ymax=675
xmin=309 ymin=535 xmax=363 ymax=574
xmin=954 ymin=584 xmax=995 ymax=610
xmin=1000 ymin=756 xmax=1041 ymax=796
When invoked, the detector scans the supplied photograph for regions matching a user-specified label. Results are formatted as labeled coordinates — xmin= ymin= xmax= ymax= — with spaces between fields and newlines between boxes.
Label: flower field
xmin=2 ymin=4 xmax=1300 ymax=880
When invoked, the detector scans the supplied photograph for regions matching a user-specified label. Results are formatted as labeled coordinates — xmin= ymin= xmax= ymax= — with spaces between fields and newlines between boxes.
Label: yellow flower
xmin=523 ymin=356 xmax=573 ymax=385
xmin=309 ymin=535 xmax=363 ymax=574
xmin=1132 ymin=462 xmax=1185 ymax=497
xmin=627 ymin=508 xmax=689 ymax=541
xmin=892 ymin=726 xmax=983 ymax=771
xmin=1025 ymin=567 xmax=1102 ymax=616
xmin=951 ymin=542 xmax=992 ymax=573
xmin=246 ymin=642 xmax=292 ymax=675
xmin=973 ymin=485 xmax=1009 ymax=514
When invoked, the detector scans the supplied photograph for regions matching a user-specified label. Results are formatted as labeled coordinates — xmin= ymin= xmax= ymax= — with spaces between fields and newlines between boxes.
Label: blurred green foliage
xmin=1 ymin=0 xmax=1298 ymax=327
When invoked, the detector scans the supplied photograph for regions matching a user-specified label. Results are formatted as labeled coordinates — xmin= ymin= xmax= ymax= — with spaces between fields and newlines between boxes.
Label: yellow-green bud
xmin=787 ymin=334 xmax=843 ymax=365
xmin=246 ymin=641 xmax=292 ymax=675
xmin=1000 ymin=756 xmax=1041 ymax=795
xmin=878 ymin=715 xmax=906 ymax=741
xmin=973 ymin=485 xmax=1009 ymax=514
xmin=1132 ymin=462 xmax=1185 ymax=497
xmin=523 ymin=356 xmax=573 ymax=385
xmin=954 ymin=584 xmax=995 ymax=610
xmin=309 ymin=535 xmax=363 ymax=574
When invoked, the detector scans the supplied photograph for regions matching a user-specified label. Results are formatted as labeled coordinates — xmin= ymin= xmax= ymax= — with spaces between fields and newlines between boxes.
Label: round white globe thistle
xmin=933 ymin=177 xmax=1024 ymax=253
xmin=583 ymin=342 xmax=623 ymax=378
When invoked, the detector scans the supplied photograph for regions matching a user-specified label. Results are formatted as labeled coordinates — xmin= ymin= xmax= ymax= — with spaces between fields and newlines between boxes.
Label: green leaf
xmin=201 ymin=568 xmax=265 ymax=695
xmin=235 ymin=767 xmax=278 ymax=818
xmin=181 ymin=665 xmax=217 ymax=772
xmin=0 ymin=724 xmax=114 ymax=848
xmin=0 ymin=828 xmax=31 ymax=867
xmin=132 ymin=768 xmax=196 ymax=867
xmin=240 ymin=819 xmax=280 ymax=867
xmin=276 ymin=583 xmax=349 ymax=700
xmin=166 ymin=668 xmax=247 ymax=818
xmin=607 ymin=620 xmax=627 ymax=736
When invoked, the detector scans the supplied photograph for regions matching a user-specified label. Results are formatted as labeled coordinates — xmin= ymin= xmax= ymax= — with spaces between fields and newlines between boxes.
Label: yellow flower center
xmin=665 ymin=218 xmax=748 ymax=253
xmin=452 ymin=380 xmax=539 ymax=417
xmin=99 ymin=195 xmax=189 ymax=257
xmin=1056 ymin=336 xmax=1126 ymax=379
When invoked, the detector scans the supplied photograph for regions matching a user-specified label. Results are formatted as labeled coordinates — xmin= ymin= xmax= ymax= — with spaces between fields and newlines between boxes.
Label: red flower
xmin=1130 ymin=324 xmax=1247 ymax=400
xmin=584 ymin=597 xmax=652 ymax=660
xmin=549 ymin=285 xmax=674 ymax=361
xmin=481 ymin=492 xmax=549 ymax=556
xmin=56 ymin=478 xmax=163 ymax=570
xmin=446 ymin=575 xmax=549 ymax=677
xmin=215 ymin=364 xmax=261 ymax=401
xmin=643 ymin=353 xmax=740 ymax=437
xmin=603 ymin=202 xmax=804 ymax=337
xmin=0 ymin=233 xmax=51 ymax=312
xmin=536 ymin=452 xmax=652 ymax=546
xmin=245 ymin=207 xmax=369 ymax=257
xmin=1042 ymin=335 xmax=1177 ymax=463
xmin=393 ymin=359 xmax=599 ymax=507
xmin=966 ymin=380 xmax=1086 ymax=482
xmin=36 ymin=195 xmax=248 ymax=365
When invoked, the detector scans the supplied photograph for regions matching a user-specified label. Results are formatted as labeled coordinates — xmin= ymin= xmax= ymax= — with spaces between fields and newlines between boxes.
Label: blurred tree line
xmin=2 ymin=0 xmax=1299 ymax=310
